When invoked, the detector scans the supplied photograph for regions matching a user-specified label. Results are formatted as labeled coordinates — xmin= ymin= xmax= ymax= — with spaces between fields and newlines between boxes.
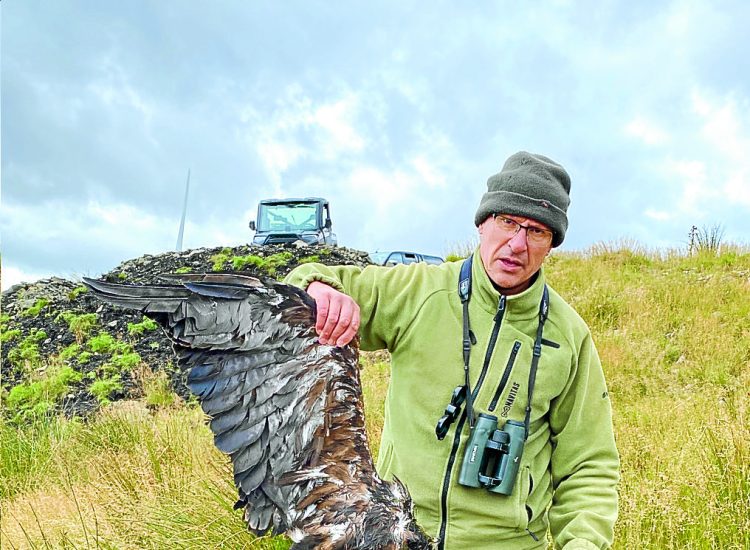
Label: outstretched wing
xmin=83 ymin=274 xmax=376 ymax=540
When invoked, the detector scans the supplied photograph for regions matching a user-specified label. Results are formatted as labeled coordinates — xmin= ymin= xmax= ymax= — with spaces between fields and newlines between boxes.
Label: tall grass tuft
xmin=689 ymin=223 xmax=726 ymax=255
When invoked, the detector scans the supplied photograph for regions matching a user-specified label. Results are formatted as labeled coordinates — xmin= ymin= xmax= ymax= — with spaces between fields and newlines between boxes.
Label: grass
xmin=67 ymin=286 xmax=88 ymax=301
xmin=4 ymin=365 xmax=83 ymax=423
xmin=22 ymin=299 xmax=50 ymax=318
xmin=57 ymin=312 xmax=98 ymax=342
xmin=209 ymin=248 xmax=294 ymax=277
xmin=89 ymin=376 xmax=124 ymax=405
xmin=127 ymin=317 xmax=159 ymax=336
xmin=6 ymin=329 xmax=48 ymax=372
xmin=1 ymin=245 xmax=748 ymax=549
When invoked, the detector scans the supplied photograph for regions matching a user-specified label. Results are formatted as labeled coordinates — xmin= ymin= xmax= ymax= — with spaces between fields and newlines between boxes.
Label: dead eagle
xmin=83 ymin=273 xmax=434 ymax=550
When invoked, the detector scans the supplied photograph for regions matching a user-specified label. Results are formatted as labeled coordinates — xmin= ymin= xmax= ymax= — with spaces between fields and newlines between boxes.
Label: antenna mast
xmin=176 ymin=169 xmax=191 ymax=251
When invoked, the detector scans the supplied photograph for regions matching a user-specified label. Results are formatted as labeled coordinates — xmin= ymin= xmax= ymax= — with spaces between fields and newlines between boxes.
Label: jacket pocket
xmin=517 ymin=465 xmax=532 ymax=530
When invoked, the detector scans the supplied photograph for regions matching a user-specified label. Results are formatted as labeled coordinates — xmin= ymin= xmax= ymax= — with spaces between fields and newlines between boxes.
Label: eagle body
xmin=83 ymin=274 xmax=434 ymax=550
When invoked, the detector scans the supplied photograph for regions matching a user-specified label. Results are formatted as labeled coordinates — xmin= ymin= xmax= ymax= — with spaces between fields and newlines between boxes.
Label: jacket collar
xmin=471 ymin=248 xmax=547 ymax=321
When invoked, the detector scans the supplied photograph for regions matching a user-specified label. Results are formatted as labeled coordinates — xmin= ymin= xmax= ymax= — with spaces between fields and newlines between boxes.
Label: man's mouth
xmin=498 ymin=257 xmax=523 ymax=270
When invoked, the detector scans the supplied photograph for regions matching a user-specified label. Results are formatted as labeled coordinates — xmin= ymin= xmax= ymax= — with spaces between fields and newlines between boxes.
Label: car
xmin=369 ymin=251 xmax=445 ymax=266
xmin=249 ymin=197 xmax=337 ymax=246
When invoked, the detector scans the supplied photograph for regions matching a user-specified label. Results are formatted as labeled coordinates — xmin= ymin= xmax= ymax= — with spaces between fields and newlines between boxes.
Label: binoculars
xmin=458 ymin=414 xmax=526 ymax=495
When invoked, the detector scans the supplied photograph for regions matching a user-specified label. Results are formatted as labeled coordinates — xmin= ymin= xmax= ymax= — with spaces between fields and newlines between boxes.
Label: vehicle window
xmin=386 ymin=252 xmax=403 ymax=265
xmin=402 ymin=253 xmax=418 ymax=265
xmin=257 ymin=203 xmax=319 ymax=232
xmin=422 ymin=255 xmax=444 ymax=265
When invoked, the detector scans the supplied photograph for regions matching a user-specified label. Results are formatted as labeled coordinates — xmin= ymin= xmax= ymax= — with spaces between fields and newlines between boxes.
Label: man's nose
xmin=508 ymin=228 xmax=528 ymax=253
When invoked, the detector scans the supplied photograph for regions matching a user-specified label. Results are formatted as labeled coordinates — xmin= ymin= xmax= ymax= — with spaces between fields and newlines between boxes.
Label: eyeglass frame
xmin=491 ymin=214 xmax=554 ymax=247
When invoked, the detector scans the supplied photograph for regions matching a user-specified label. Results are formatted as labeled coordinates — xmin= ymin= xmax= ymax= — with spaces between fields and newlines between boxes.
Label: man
xmin=284 ymin=152 xmax=619 ymax=549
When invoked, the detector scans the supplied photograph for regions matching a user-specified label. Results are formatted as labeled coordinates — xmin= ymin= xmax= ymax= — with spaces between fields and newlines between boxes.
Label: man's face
xmin=478 ymin=214 xmax=553 ymax=295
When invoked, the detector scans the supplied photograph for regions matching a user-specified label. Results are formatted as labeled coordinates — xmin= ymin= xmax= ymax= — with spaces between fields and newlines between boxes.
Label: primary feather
xmin=83 ymin=273 xmax=433 ymax=550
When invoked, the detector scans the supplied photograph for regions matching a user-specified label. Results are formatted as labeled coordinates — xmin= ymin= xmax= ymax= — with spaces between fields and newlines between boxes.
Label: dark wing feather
xmin=82 ymin=274 xmax=399 ymax=548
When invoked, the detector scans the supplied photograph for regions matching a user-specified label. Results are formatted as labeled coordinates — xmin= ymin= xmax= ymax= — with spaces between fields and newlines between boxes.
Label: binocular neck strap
xmin=524 ymin=284 xmax=549 ymax=440
xmin=459 ymin=255 xmax=475 ymax=428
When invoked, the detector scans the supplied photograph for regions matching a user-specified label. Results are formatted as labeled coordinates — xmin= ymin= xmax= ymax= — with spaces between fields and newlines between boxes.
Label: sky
xmin=2 ymin=0 xmax=749 ymax=290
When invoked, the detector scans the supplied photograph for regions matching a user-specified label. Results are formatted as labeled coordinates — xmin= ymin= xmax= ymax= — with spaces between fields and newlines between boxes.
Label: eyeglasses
xmin=492 ymin=215 xmax=553 ymax=247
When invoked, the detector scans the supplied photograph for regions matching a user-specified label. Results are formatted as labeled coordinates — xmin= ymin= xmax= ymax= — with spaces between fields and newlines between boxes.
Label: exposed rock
xmin=1 ymin=243 xmax=372 ymax=421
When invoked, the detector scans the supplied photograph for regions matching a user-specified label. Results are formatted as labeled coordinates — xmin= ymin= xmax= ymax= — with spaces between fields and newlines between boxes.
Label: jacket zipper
xmin=437 ymin=296 xmax=506 ymax=549
xmin=488 ymin=340 xmax=521 ymax=412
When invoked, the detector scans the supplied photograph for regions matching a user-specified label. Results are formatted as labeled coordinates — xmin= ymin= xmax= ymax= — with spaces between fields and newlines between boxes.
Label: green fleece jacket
xmin=284 ymin=256 xmax=619 ymax=550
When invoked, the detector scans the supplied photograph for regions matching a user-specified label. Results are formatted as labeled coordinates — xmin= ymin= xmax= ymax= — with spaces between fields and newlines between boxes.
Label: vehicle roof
xmin=258 ymin=197 xmax=329 ymax=206
xmin=370 ymin=250 xmax=445 ymax=261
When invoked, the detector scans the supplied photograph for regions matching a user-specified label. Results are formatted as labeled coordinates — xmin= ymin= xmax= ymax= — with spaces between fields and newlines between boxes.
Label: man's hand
xmin=306 ymin=281 xmax=361 ymax=347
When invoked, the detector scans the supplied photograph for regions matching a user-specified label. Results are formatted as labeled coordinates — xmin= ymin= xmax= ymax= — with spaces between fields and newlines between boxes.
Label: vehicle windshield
xmin=369 ymin=252 xmax=389 ymax=265
xmin=257 ymin=203 xmax=320 ymax=232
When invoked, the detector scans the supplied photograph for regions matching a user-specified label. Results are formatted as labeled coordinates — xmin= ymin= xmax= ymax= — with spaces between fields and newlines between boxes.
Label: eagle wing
xmin=82 ymin=273 xmax=377 ymax=543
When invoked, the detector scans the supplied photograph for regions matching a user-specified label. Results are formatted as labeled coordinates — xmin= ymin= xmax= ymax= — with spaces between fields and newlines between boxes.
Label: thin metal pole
xmin=176 ymin=169 xmax=191 ymax=251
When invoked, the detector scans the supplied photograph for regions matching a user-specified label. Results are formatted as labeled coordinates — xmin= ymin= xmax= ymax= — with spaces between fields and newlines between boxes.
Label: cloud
xmin=1 ymin=265 xmax=50 ymax=291
xmin=3 ymin=0 xmax=750 ymax=286
xmin=625 ymin=116 xmax=670 ymax=146
xmin=240 ymin=86 xmax=369 ymax=192
xmin=644 ymin=209 xmax=672 ymax=221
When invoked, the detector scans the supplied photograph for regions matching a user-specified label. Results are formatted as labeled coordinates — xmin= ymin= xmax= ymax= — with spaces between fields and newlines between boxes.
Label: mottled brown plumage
xmin=83 ymin=273 xmax=434 ymax=550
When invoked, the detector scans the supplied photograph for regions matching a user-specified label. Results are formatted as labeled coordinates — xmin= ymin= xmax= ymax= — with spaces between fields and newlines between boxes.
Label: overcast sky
xmin=2 ymin=1 xmax=749 ymax=289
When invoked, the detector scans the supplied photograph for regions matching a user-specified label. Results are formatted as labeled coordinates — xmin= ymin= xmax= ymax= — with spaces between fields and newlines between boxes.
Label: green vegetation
xmin=104 ymin=350 xmax=141 ymax=372
xmin=0 ymin=404 xmax=289 ymax=548
xmin=210 ymin=248 xmax=295 ymax=276
xmin=87 ymin=332 xmax=128 ymax=355
xmin=1 ymin=245 xmax=748 ymax=548
xmin=59 ymin=343 xmax=81 ymax=361
xmin=174 ymin=266 xmax=193 ymax=273
xmin=67 ymin=285 xmax=88 ymax=300
xmin=231 ymin=251 xmax=294 ymax=276
xmin=298 ymin=254 xmax=320 ymax=264
xmin=6 ymin=329 xmax=48 ymax=371
xmin=21 ymin=298 xmax=49 ymax=317
xmin=127 ymin=316 xmax=159 ymax=336
xmin=544 ymin=244 xmax=749 ymax=548
xmin=117 ymin=272 xmax=128 ymax=280
xmin=143 ymin=368 xmax=178 ymax=408
xmin=210 ymin=247 xmax=234 ymax=271
xmin=86 ymin=330 xmax=143 ymax=376
xmin=4 ymin=365 xmax=82 ymax=422
xmin=89 ymin=376 xmax=124 ymax=405
xmin=231 ymin=253 xmax=265 ymax=270
xmin=57 ymin=311 xmax=98 ymax=341
xmin=1 ymin=328 xmax=21 ymax=343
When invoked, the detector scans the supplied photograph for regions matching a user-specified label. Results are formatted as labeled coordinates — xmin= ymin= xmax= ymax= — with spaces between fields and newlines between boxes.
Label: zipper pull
xmin=494 ymin=295 xmax=506 ymax=322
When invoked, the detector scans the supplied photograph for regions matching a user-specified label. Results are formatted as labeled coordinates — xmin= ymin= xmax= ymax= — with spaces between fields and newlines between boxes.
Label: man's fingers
xmin=329 ymin=302 xmax=360 ymax=346
xmin=320 ymin=300 xmax=342 ymax=343
xmin=335 ymin=318 xmax=360 ymax=347
xmin=315 ymin=299 xmax=329 ymax=333
xmin=305 ymin=281 xmax=360 ymax=347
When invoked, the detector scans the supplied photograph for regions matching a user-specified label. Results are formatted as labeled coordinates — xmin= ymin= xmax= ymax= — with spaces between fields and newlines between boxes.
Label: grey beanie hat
xmin=474 ymin=151 xmax=571 ymax=247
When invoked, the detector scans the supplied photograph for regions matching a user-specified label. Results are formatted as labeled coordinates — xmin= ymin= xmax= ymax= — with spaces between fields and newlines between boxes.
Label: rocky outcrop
xmin=1 ymin=243 xmax=372 ymax=421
